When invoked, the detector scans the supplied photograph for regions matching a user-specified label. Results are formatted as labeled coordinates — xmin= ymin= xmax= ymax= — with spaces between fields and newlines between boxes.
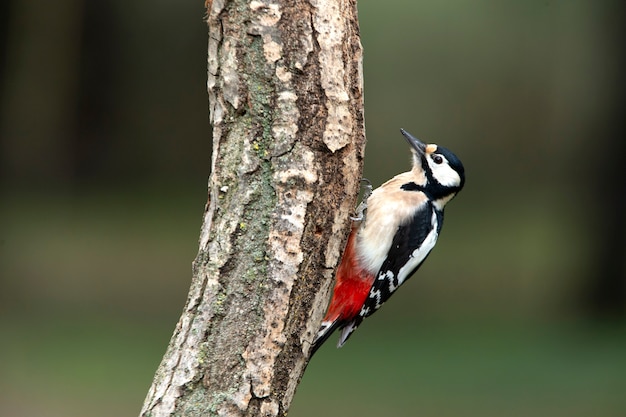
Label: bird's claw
xmin=350 ymin=179 xmax=373 ymax=221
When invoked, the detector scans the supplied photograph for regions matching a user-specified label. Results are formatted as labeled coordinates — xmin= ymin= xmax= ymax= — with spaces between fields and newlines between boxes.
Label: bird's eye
xmin=432 ymin=154 xmax=444 ymax=164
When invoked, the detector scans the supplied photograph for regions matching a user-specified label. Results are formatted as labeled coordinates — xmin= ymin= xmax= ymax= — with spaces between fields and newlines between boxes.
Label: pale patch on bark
xmin=272 ymin=91 xmax=299 ymax=155
xmin=261 ymin=400 xmax=280 ymax=416
xmin=249 ymin=1 xmax=283 ymax=64
xmin=275 ymin=65 xmax=292 ymax=83
xmin=310 ymin=0 xmax=356 ymax=153
xmin=221 ymin=40 xmax=241 ymax=109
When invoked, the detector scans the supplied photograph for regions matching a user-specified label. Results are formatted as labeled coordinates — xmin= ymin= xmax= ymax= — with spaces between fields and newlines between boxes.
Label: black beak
xmin=400 ymin=128 xmax=425 ymax=155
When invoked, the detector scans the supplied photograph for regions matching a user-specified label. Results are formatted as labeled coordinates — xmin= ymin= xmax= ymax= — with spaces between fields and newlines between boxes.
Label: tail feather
xmin=310 ymin=319 xmax=341 ymax=357
xmin=310 ymin=315 xmax=365 ymax=356
xmin=337 ymin=317 xmax=363 ymax=347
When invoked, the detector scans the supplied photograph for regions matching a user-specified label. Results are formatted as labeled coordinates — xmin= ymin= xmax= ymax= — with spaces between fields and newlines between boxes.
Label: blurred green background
xmin=1 ymin=1 xmax=625 ymax=416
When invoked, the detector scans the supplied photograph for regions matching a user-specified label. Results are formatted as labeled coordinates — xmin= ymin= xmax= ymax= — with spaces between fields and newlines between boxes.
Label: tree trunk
xmin=140 ymin=0 xmax=365 ymax=416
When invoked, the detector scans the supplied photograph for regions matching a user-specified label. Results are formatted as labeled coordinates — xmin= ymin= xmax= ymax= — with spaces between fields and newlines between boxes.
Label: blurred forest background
xmin=1 ymin=0 xmax=625 ymax=416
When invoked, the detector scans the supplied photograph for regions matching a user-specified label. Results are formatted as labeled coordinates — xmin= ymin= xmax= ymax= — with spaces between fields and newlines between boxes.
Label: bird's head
xmin=400 ymin=128 xmax=465 ymax=206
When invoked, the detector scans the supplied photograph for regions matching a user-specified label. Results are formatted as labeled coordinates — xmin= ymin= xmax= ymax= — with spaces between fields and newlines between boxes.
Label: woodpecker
xmin=311 ymin=128 xmax=465 ymax=355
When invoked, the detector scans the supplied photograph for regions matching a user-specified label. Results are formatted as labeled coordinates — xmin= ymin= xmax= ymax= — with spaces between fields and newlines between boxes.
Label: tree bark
xmin=140 ymin=0 xmax=365 ymax=416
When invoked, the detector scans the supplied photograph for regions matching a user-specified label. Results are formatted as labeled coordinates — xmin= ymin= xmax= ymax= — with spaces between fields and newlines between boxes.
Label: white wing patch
xmin=397 ymin=211 xmax=439 ymax=286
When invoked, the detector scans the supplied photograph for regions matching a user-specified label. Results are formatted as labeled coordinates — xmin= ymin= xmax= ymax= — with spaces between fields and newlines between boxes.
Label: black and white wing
xmin=359 ymin=202 xmax=442 ymax=318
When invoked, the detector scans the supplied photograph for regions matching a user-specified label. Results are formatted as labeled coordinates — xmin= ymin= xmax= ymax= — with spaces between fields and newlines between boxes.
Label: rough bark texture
xmin=140 ymin=0 xmax=365 ymax=416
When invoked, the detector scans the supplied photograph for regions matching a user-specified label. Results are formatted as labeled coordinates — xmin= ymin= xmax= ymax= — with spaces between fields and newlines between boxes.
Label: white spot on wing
xmin=381 ymin=272 xmax=398 ymax=308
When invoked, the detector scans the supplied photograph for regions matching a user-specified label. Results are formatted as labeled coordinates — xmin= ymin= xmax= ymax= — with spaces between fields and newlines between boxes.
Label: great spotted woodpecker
xmin=311 ymin=128 xmax=465 ymax=355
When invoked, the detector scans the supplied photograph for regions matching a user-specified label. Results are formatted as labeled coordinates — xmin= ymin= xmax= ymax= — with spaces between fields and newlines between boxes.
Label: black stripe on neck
xmin=401 ymin=181 xmax=459 ymax=201
xmin=400 ymin=182 xmax=423 ymax=192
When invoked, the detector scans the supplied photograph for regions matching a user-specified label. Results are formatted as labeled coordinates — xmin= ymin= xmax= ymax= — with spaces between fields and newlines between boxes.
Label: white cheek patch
xmin=428 ymin=158 xmax=461 ymax=187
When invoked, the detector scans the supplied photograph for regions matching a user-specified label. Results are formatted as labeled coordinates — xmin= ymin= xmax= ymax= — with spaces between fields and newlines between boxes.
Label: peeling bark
xmin=140 ymin=0 xmax=365 ymax=416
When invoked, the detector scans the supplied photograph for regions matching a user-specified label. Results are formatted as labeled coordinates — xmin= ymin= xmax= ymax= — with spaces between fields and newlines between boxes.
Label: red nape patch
xmin=323 ymin=228 xmax=375 ymax=322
